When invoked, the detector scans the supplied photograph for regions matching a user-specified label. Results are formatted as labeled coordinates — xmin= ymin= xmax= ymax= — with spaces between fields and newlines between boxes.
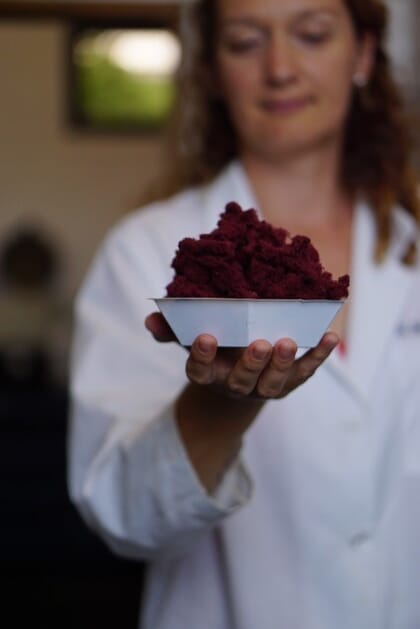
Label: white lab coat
xmin=68 ymin=161 xmax=420 ymax=629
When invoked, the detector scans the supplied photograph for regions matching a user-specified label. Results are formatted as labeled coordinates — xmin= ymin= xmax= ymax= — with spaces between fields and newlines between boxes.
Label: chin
xmin=251 ymin=126 xmax=342 ymax=162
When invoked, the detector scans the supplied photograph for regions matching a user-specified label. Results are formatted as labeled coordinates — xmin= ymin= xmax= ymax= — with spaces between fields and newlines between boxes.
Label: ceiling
xmin=0 ymin=1 xmax=184 ymax=21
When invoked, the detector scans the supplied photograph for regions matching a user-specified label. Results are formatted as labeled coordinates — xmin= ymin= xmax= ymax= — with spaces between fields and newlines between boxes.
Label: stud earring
xmin=353 ymin=73 xmax=367 ymax=88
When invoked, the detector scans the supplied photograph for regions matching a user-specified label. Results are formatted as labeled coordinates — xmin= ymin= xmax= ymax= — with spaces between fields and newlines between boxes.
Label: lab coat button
xmin=349 ymin=531 xmax=370 ymax=548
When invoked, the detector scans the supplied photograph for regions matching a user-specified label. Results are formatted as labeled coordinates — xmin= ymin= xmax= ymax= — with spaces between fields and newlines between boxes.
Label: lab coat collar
xmin=328 ymin=200 xmax=418 ymax=405
xmin=199 ymin=160 xmax=258 ymax=233
xmin=202 ymin=161 xmax=418 ymax=405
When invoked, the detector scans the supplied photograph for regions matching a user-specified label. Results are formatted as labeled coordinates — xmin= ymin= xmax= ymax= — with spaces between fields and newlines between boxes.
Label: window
xmin=68 ymin=19 xmax=182 ymax=132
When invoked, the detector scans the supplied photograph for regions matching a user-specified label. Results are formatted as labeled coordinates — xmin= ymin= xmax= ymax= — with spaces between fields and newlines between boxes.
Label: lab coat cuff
xmin=163 ymin=404 xmax=253 ymax=518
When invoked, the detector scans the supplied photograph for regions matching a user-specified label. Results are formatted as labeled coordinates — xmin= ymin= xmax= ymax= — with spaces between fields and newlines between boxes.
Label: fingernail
xmin=253 ymin=346 xmax=268 ymax=360
xmin=277 ymin=345 xmax=294 ymax=360
xmin=198 ymin=339 xmax=212 ymax=354
xmin=323 ymin=334 xmax=339 ymax=351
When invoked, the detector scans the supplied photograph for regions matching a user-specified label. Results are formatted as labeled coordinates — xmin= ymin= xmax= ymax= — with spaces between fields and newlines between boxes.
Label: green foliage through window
xmin=72 ymin=29 xmax=180 ymax=131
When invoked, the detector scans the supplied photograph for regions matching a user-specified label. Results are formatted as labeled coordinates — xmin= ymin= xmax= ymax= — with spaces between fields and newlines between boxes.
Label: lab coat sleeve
xmin=67 ymin=214 xmax=253 ymax=561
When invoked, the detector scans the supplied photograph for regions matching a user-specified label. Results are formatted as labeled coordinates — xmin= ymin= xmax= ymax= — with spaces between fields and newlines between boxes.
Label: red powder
xmin=166 ymin=202 xmax=350 ymax=300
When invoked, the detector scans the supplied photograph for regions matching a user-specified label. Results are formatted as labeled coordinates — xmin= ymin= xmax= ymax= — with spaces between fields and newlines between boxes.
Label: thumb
xmin=145 ymin=312 xmax=177 ymax=343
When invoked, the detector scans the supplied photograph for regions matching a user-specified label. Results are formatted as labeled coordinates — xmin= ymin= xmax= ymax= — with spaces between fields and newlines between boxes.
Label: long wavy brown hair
xmin=157 ymin=0 xmax=419 ymax=264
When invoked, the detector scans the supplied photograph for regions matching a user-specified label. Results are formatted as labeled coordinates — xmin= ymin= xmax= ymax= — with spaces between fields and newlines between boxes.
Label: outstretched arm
xmin=146 ymin=312 xmax=339 ymax=493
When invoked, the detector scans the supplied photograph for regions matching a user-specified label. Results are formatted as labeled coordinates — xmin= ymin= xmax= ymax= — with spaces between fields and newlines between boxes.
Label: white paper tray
xmin=153 ymin=298 xmax=344 ymax=348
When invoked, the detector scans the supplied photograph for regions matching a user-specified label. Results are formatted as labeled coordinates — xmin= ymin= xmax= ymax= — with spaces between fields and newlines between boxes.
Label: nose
xmin=264 ymin=34 xmax=298 ymax=87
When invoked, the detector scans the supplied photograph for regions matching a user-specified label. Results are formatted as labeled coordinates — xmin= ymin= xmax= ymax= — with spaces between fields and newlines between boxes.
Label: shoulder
xmin=107 ymin=186 xmax=205 ymax=251
xmin=101 ymin=161 xmax=243 ymax=263
xmin=391 ymin=205 xmax=420 ymax=275
xmin=391 ymin=205 xmax=419 ymax=246
xmin=76 ymin=187 xmax=206 ymax=304
xmin=96 ymin=186 xmax=206 ymax=284
xmin=109 ymin=161 xmax=240 ymax=244
xmin=79 ymin=167 xmax=235 ymax=298
xmin=362 ymin=202 xmax=420 ymax=269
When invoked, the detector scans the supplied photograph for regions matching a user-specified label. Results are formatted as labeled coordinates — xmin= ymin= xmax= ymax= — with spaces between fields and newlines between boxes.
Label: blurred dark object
xmin=0 ymin=224 xmax=72 ymax=389
xmin=0 ymin=226 xmax=145 ymax=627
xmin=0 ymin=384 xmax=145 ymax=628
xmin=0 ymin=226 xmax=58 ymax=290
xmin=0 ymin=345 xmax=51 ymax=390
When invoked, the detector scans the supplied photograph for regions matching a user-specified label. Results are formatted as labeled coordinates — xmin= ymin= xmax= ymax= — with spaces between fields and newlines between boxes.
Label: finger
xmin=255 ymin=338 xmax=298 ymax=399
xmin=145 ymin=312 xmax=177 ymax=342
xmin=290 ymin=332 xmax=339 ymax=387
xmin=226 ymin=341 xmax=272 ymax=397
xmin=186 ymin=334 xmax=218 ymax=385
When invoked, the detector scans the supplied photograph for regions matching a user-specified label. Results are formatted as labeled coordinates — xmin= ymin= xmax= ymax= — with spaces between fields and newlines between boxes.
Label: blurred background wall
xmin=0 ymin=6 xmax=175 ymax=629
xmin=0 ymin=19 xmax=167 ymax=300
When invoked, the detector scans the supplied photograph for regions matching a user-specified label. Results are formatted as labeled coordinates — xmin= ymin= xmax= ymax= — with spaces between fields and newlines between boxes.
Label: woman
xmin=68 ymin=1 xmax=420 ymax=628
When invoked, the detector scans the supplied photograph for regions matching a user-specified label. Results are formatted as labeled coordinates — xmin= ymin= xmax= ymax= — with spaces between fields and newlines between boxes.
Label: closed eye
xmin=298 ymin=31 xmax=331 ymax=45
xmin=225 ymin=39 xmax=263 ymax=53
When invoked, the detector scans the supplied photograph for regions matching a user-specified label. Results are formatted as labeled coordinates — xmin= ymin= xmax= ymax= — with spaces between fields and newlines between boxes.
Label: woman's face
xmin=213 ymin=0 xmax=375 ymax=163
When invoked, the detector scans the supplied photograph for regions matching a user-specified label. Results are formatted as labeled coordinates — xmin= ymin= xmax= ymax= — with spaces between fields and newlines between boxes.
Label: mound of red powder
xmin=166 ymin=202 xmax=349 ymax=300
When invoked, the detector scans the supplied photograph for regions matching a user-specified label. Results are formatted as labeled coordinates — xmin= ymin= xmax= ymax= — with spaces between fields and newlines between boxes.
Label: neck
xmin=241 ymin=143 xmax=353 ymax=232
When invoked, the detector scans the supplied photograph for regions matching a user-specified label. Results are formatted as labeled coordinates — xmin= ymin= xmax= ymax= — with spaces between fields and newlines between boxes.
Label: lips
xmin=261 ymin=97 xmax=311 ymax=113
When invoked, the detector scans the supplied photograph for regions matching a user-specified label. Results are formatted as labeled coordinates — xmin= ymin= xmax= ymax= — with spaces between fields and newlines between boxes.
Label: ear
xmin=354 ymin=33 xmax=377 ymax=86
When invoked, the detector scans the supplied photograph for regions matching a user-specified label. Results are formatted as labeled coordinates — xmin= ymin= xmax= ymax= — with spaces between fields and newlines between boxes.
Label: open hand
xmin=145 ymin=312 xmax=339 ymax=401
